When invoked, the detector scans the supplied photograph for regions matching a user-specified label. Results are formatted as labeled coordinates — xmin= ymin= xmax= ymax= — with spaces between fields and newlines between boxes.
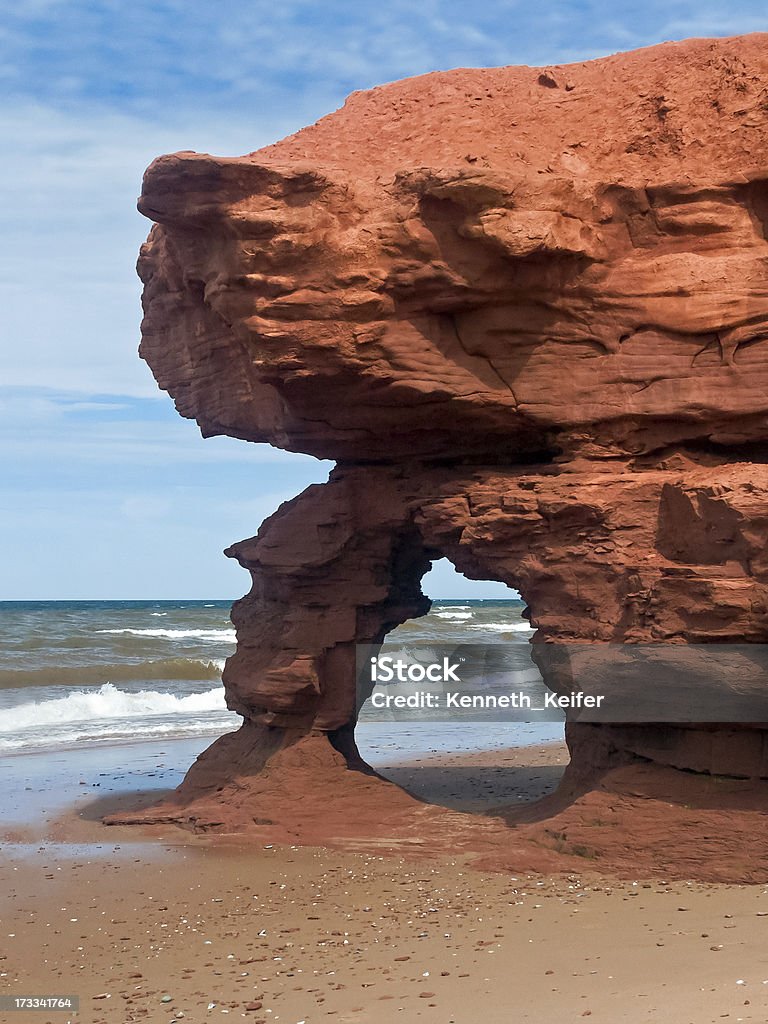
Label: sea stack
xmin=130 ymin=34 xmax=768 ymax=843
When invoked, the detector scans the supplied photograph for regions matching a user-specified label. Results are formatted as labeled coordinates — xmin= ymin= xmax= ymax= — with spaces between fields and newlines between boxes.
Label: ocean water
xmin=0 ymin=600 xmax=237 ymax=753
xmin=0 ymin=599 xmax=560 ymax=757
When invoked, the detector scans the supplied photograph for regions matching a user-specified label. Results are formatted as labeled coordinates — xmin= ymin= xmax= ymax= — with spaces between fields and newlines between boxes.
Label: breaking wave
xmin=470 ymin=621 xmax=533 ymax=632
xmin=0 ymin=683 xmax=239 ymax=752
xmin=97 ymin=627 xmax=236 ymax=641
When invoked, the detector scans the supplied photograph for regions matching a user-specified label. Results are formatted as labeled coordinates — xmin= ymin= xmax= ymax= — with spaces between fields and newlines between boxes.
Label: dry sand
xmin=1 ymin=737 xmax=768 ymax=1024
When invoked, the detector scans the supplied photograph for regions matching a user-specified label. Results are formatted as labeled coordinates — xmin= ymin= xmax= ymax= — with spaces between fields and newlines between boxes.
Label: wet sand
xmin=377 ymin=741 xmax=569 ymax=811
xmin=2 ymin=738 xmax=768 ymax=1023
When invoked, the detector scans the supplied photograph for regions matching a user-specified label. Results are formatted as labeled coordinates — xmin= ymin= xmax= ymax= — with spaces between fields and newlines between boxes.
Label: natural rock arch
xmin=114 ymin=459 xmax=768 ymax=839
xmin=114 ymin=34 xmax=768 ymax=874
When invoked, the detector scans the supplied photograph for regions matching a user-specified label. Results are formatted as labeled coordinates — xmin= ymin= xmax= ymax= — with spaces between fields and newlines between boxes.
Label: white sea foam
xmin=0 ymin=718 xmax=236 ymax=752
xmin=436 ymin=611 xmax=474 ymax=621
xmin=97 ymin=627 xmax=236 ymax=642
xmin=470 ymin=621 xmax=534 ymax=632
xmin=0 ymin=683 xmax=241 ymax=752
xmin=0 ymin=683 xmax=230 ymax=733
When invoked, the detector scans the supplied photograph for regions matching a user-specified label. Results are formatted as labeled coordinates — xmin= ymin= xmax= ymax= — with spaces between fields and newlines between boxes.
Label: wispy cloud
xmin=0 ymin=387 xmax=330 ymax=471
xmin=658 ymin=11 xmax=768 ymax=38
xmin=3 ymin=4 xmax=764 ymax=398
xmin=0 ymin=103 xmax=289 ymax=397
xmin=0 ymin=479 xmax=302 ymax=600
xmin=4 ymin=1 xmax=765 ymax=120
xmin=0 ymin=386 xmax=330 ymax=599
xmin=4 ymin=0 xmax=765 ymax=597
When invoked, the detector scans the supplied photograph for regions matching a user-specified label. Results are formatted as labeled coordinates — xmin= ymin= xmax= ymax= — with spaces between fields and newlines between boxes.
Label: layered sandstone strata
xmin=126 ymin=34 xmax=768 ymax=841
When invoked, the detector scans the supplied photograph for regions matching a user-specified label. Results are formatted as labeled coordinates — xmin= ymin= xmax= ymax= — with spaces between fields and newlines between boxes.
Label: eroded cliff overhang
xmin=138 ymin=34 xmax=768 ymax=463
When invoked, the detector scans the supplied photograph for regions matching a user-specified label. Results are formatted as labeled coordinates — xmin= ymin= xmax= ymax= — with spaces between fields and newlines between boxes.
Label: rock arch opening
xmin=355 ymin=555 xmax=570 ymax=815
xmin=108 ymin=37 xmax=768 ymax=878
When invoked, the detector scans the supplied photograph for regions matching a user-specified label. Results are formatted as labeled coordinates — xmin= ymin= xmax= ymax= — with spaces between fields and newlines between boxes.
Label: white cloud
xmin=2 ymin=0 xmax=765 ymax=598
xmin=119 ymin=494 xmax=173 ymax=519
xmin=3 ymin=6 xmax=763 ymax=398
xmin=0 ymin=387 xmax=330 ymax=467
xmin=659 ymin=13 xmax=768 ymax=37
xmin=0 ymin=103 xmax=299 ymax=398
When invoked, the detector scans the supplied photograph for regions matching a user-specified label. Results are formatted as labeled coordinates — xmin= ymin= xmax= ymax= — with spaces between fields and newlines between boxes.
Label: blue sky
xmin=2 ymin=2 xmax=765 ymax=599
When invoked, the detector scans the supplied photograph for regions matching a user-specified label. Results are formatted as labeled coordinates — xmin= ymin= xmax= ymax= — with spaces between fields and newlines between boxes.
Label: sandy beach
xmin=2 ymin=737 xmax=768 ymax=1024
xmin=7 ymin=6 xmax=768 ymax=1024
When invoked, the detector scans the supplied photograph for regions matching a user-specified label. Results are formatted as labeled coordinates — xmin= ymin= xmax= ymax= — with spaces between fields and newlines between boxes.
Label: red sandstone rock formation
xmin=115 ymin=34 xmax=768 ymax=875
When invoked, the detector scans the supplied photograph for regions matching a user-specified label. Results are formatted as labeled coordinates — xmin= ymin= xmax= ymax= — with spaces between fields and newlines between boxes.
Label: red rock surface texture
xmin=116 ymin=34 xmax=768 ymax=877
